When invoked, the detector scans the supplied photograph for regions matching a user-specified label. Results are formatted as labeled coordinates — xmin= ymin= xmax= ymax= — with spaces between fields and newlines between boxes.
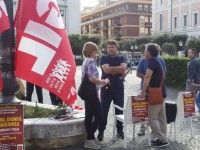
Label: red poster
xmin=0 ymin=105 xmax=24 ymax=150
xmin=183 ymin=92 xmax=195 ymax=118
xmin=0 ymin=0 xmax=10 ymax=33
xmin=132 ymin=96 xmax=148 ymax=123
xmin=15 ymin=0 xmax=77 ymax=105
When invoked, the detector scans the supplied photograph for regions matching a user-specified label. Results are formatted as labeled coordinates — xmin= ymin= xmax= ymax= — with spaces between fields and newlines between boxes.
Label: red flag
xmin=0 ymin=70 xmax=3 ymax=91
xmin=15 ymin=0 xmax=77 ymax=105
xmin=0 ymin=0 xmax=10 ymax=33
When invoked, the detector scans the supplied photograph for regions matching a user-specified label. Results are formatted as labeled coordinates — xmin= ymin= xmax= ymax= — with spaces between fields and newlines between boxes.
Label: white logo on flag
xmin=0 ymin=0 xmax=8 ymax=18
xmin=50 ymin=59 xmax=71 ymax=83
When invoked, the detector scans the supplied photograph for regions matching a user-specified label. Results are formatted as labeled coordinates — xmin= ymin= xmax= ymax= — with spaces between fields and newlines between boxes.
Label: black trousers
xmin=26 ymin=82 xmax=43 ymax=103
xmin=49 ymin=92 xmax=63 ymax=106
xmin=85 ymin=99 xmax=102 ymax=140
xmin=99 ymin=88 xmax=124 ymax=132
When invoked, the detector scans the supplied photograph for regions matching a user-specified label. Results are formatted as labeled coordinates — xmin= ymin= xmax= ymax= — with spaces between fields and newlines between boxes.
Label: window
xmin=144 ymin=6 xmax=148 ymax=11
xmin=194 ymin=13 xmax=198 ymax=25
xmin=145 ymin=17 xmax=148 ymax=22
xmin=138 ymin=5 xmax=142 ymax=11
xmin=174 ymin=17 xmax=177 ymax=28
xmin=60 ymin=10 xmax=64 ymax=17
xmin=183 ymin=15 xmax=187 ymax=27
xmin=160 ymin=14 xmax=163 ymax=30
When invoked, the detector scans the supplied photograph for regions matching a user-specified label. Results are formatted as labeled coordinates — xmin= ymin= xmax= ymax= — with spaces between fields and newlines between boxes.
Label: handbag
xmin=147 ymin=72 xmax=164 ymax=105
xmin=78 ymin=66 xmax=97 ymax=101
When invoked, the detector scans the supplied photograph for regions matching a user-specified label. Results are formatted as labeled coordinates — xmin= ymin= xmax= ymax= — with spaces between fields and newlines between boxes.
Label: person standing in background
xmin=49 ymin=92 xmax=63 ymax=106
xmin=26 ymin=82 xmax=43 ymax=103
xmin=186 ymin=48 xmax=199 ymax=92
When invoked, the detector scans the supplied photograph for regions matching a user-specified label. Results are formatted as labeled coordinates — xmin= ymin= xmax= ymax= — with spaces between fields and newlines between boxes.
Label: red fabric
xmin=0 ymin=0 xmax=10 ymax=33
xmin=15 ymin=0 xmax=77 ymax=105
xmin=0 ymin=70 xmax=3 ymax=91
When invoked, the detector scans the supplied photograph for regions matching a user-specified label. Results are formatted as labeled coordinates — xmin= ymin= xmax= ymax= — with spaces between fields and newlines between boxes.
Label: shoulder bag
xmin=147 ymin=72 xmax=164 ymax=105
xmin=78 ymin=63 xmax=97 ymax=101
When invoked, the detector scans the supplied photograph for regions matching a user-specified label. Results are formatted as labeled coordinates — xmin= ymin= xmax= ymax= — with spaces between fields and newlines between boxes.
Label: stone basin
xmin=21 ymin=101 xmax=86 ymax=149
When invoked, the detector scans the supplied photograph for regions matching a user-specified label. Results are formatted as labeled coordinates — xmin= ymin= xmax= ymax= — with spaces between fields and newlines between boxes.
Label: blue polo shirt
xmin=100 ymin=54 xmax=126 ymax=90
xmin=187 ymin=57 xmax=200 ymax=84
xmin=137 ymin=57 xmax=167 ymax=98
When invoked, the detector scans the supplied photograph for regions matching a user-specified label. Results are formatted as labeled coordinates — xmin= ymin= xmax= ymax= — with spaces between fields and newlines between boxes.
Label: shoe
xmin=97 ymin=131 xmax=104 ymax=141
xmin=84 ymin=140 xmax=101 ymax=149
xmin=137 ymin=128 xmax=146 ymax=136
xmin=151 ymin=139 xmax=158 ymax=145
xmin=152 ymin=139 xmax=169 ymax=148
xmin=94 ymin=139 xmax=105 ymax=147
xmin=117 ymin=130 xmax=124 ymax=139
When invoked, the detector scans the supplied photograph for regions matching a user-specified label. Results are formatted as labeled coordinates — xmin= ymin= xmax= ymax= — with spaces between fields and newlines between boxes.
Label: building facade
xmin=81 ymin=0 xmax=152 ymax=40
xmin=152 ymin=0 xmax=200 ymax=37
xmin=13 ymin=0 xmax=81 ymax=35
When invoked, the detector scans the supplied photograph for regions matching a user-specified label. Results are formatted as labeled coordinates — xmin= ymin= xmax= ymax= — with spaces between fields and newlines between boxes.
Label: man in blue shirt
xmin=136 ymin=44 xmax=167 ymax=136
xmin=97 ymin=40 xmax=127 ymax=141
xmin=186 ymin=48 xmax=199 ymax=92
xmin=138 ymin=43 xmax=168 ymax=148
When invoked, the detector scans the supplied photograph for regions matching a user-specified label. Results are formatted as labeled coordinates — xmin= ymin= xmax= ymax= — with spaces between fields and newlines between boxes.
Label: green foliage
xmin=162 ymin=43 xmax=177 ymax=55
xmin=68 ymin=34 xmax=82 ymax=55
xmin=135 ymin=36 xmax=152 ymax=46
xmin=119 ymin=39 xmax=135 ymax=52
xmin=81 ymin=34 xmax=102 ymax=46
xmin=137 ymin=43 xmax=146 ymax=52
xmin=24 ymin=104 xmax=66 ymax=118
xmin=68 ymin=34 xmax=102 ymax=56
xmin=75 ymin=58 xmax=84 ymax=66
xmin=163 ymin=56 xmax=188 ymax=89
xmin=187 ymin=37 xmax=200 ymax=53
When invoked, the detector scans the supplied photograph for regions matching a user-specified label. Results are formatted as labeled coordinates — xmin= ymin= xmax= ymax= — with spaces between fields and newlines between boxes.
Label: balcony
xmin=145 ymin=22 xmax=152 ymax=27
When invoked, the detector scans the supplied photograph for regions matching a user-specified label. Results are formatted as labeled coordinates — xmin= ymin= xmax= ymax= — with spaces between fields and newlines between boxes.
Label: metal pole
xmin=170 ymin=0 xmax=172 ymax=33
xmin=0 ymin=0 xmax=20 ymax=104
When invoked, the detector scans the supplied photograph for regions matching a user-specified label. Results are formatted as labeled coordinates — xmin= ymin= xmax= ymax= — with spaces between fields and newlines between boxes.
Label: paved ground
xmin=29 ymin=66 xmax=200 ymax=150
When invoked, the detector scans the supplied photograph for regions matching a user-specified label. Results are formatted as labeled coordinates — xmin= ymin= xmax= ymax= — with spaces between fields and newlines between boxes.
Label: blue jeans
xmin=195 ymin=91 xmax=200 ymax=113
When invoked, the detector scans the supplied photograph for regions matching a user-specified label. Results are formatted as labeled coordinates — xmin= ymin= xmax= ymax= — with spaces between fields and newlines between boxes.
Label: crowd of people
xmin=80 ymin=39 xmax=200 ymax=149
xmin=16 ymin=39 xmax=200 ymax=149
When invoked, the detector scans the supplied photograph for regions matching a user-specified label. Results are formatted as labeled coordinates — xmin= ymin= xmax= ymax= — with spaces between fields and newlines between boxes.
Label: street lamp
xmin=179 ymin=40 xmax=183 ymax=48
xmin=131 ymin=45 xmax=134 ymax=61
xmin=131 ymin=45 xmax=138 ymax=66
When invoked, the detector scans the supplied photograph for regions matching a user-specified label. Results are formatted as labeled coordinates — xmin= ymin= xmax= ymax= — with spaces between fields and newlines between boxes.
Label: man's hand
xmin=102 ymin=64 xmax=110 ymax=74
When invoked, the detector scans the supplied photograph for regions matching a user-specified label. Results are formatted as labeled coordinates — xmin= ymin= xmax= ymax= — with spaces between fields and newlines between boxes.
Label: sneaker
xmin=117 ymin=130 xmax=124 ymax=139
xmin=137 ymin=128 xmax=146 ymax=136
xmin=97 ymin=131 xmax=104 ymax=141
xmin=151 ymin=139 xmax=158 ymax=145
xmin=94 ymin=139 xmax=105 ymax=147
xmin=152 ymin=139 xmax=169 ymax=148
xmin=84 ymin=140 xmax=101 ymax=149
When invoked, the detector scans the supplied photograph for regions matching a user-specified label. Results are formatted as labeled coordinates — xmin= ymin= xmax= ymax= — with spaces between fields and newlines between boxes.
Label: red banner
xmin=15 ymin=0 xmax=76 ymax=105
xmin=132 ymin=96 xmax=148 ymax=123
xmin=0 ymin=105 xmax=24 ymax=150
xmin=0 ymin=0 xmax=10 ymax=33
xmin=183 ymin=92 xmax=195 ymax=118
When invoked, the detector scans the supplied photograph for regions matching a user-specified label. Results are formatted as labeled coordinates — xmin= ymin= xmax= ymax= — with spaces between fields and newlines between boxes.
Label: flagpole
xmin=0 ymin=0 xmax=20 ymax=104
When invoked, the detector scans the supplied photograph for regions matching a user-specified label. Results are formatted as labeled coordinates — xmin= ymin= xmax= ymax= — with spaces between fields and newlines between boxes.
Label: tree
xmin=162 ymin=43 xmax=177 ymax=55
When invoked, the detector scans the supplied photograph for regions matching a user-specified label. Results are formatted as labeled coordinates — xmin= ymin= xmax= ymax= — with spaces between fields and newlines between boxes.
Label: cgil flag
xmin=0 ymin=0 xmax=10 ymax=33
xmin=15 ymin=0 xmax=77 ymax=105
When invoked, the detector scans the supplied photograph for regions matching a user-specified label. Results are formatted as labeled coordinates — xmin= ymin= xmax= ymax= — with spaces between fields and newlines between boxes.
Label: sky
xmin=81 ymin=0 xmax=98 ymax=10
